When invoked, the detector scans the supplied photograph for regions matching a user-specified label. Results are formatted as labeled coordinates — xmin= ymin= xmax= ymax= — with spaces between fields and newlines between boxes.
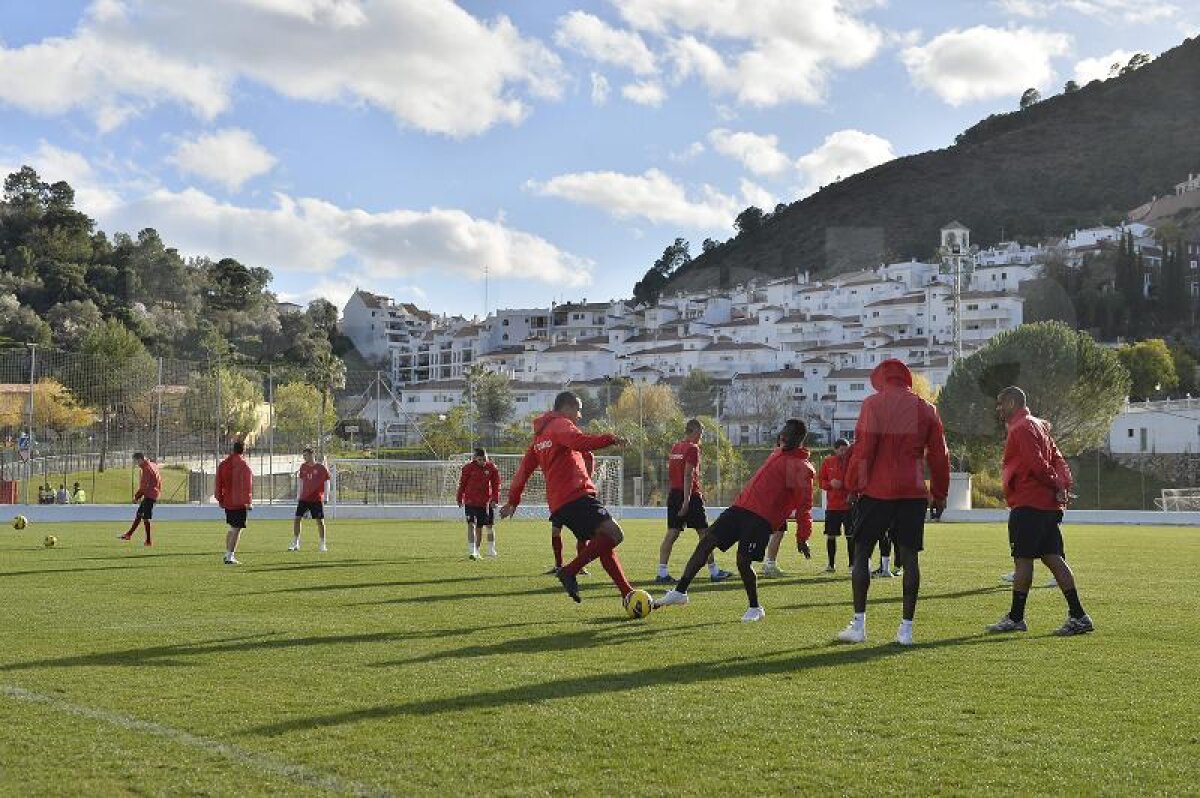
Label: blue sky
xmin=0 ymin=0 xmax=1195 ymax=317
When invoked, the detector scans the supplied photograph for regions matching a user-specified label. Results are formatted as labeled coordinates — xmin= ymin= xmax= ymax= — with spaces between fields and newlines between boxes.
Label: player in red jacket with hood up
xmin=837 ymin=359 xmax=949 ymax=646
xmin=500 ymin=391 xmax=633 ymax=608
xmin=656 ymin=418 xmax=814 ymax=623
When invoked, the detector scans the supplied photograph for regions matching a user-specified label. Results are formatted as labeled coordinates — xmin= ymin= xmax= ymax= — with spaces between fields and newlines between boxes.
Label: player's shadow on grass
xmin=74 ymin=553 xmax=217 ymax=561
xmin=247 ymin=633 xmax=1019 ymax=736
xmin=0 ymin=623 xmax=557 ymax=671
xmin=247 ymin=559 xmax=431 ymax=573
xmin=348 ymin=582 xmax=573 ymax=606
xmin=249 ymin=574 xmax=512 ymax=595
xmin=371 ymin=621 xmax=717 ymax=667
xmin=776 ymin=585 xmax=1006 ymax=611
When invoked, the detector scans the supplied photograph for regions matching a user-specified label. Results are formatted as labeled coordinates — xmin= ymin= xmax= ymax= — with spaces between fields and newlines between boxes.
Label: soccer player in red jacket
xmin=216 ymin=440 xmax=254 ymax=565
xmin=290 ymin=447 xmax=331 ymax=552
xmin=988 ymin=386 xmax=1093 ymax=636
xmin=818 ymin=438 xmax=853 ymax=572
xmin=457 ymin=447 xmax=502 ymax=559
xmin=655 ymin=418 xmax=732 ymax=584
xmin=838 ymin=359 xmax=949 ymax=646
xmin=656 ymin=418 xmax=814 ymax=623
xmin=545 ymin=450 xmax=592 ymax=575
xmin=500 ymin=391 xmax=633 ymax=607
xmin=119 ymin=452 xmax=161 ymax=546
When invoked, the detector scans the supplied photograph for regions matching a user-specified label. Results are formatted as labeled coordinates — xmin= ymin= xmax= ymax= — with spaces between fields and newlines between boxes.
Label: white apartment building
xmin=346 ymin=223 xmax=1038 ymax=442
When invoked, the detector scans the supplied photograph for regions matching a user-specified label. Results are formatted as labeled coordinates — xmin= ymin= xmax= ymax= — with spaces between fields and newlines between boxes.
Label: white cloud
xmin=554 ymin=10 xmax=656 ymax=74
xmin=622 ymin=80 xmax=667 ymax=106
xmin=167 ymin=128 xmax=277 ymax=193
xmin=901 ymin=26 xmax=1071 ymax=105
xmin=795 ymin=129 xmax=895 ymax=196
xmin=739 ymin=178 xmax=777 ymax=211
xmin=0 ymin=0 xmax=563 ymax=137
xmin=619 ymin=0 xmax=884 ymax=107
xmin=998 ymin=0 xmax=1176 ymax=23
xmin=528 ymin=168 xmax=740 ymax=229
xmin=668 ymin=141 xmax=705 ymax=162
xmin=1073 ymin=49 xmax=1138 ymax=83
xmin=708 ymin=128 xmax=792 ymax=177
xmin=7 ymin=144 xmax=590 ymax=288
xmin=590 ymin=72 xmax=611 ymax=105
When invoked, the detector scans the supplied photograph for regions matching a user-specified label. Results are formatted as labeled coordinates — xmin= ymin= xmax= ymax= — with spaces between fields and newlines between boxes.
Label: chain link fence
xmin=0 ymin=345 xmax=1194 ymax=510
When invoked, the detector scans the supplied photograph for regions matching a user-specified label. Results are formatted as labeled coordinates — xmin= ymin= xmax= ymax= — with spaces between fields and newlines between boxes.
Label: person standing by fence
xmin=217 ymin=440 xmax=254 ymax=565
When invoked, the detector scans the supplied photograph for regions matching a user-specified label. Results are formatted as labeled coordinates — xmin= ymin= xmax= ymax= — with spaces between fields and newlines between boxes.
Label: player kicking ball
xmin=290 ymin=447 xmax=330 ymax=552
xmin=655 ymin=418 xmax=732 ymax=584
xmin=545 ymin=451 xmax=591 ymax=575
xmin=500 ymin=391 xmax=633 ymax=608
xmin=118 ymin=452 xmax=161 ymax=546
xmin=987 ymin=386 xmax=1093 ymax=636
xmin=457 ymin=447 xmax=501 ymax=559
xmin=656 ymin=419 xmax=814 ymax=622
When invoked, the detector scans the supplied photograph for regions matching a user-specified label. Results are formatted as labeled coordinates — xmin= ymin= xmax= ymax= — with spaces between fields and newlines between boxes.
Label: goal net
xmin=1154 ymin=488 xmax=1200 ymax=511
xmin=328 ymin=454 xmax=624 ymax=518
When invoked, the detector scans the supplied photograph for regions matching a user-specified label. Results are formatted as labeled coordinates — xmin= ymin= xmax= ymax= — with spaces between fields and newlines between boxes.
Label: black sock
xmin=1009 ymin=590 xmax=1028 ymax=622
xmin=1064 ymin=588 xmax=1085 ymax=619
xmin=847 ymin=538 xmax=855 ymax=567
xmin=826 ymin=537 xmax=836 ymax=568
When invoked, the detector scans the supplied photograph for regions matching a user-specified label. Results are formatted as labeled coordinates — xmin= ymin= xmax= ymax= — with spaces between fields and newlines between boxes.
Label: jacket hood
xmin=871 ymin=358 xmax=913 ymax=391
xmin=533 ymin=411 xmax=564 ymax=434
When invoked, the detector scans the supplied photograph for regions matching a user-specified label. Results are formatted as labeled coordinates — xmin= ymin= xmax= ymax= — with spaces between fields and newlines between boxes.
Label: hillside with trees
xmin=0 ymin=166 xmax=344 ymax=376
xmin=648 ymin=37 xmax=1200 ymax=299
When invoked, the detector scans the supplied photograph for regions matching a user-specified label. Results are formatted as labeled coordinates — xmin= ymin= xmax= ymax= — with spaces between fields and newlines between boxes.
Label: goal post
xmin=1155 ymin=488 xmax=1200 ymax=511
xmin=327 ymin=454 xmax=624 ymax=518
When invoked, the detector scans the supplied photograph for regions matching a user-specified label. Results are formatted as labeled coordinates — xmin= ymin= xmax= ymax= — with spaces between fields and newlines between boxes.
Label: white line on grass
xmin=2 ymin=684 xmax=389 ymax=797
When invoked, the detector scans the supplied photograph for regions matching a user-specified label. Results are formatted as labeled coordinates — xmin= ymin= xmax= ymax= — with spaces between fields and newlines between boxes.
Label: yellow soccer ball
xmin=624 ymin=589 xmax=654 ymax=619
xmin=43 ymin=535 xmax=57 ymax=548
xmin=13 ymin=515 xmax=28 ymax=530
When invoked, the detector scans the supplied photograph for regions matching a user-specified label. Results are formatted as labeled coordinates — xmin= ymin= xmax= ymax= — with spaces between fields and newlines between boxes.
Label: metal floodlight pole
xmin=375 ymin=370 xmax=382 ymax=450
xmin=268 ymin=365 xmax=275 ymax=505
xmin=154 ymin=357 xmax=164 ymax=462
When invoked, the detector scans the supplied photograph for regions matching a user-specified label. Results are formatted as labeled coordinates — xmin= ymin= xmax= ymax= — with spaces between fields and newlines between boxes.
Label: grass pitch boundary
xmin=1 ymin=683 xmax=389 ymax=797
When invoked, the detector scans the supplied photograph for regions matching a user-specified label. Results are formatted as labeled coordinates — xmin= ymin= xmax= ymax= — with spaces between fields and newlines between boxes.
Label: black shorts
xmin=850 ymin=496 xmax=928 ymax=553
xmin=548 ymin=495 xmax=611 ymax=542
xmin=824 ymin=509 xmax=849 ymax=536
xmin=1008 ymin=507 xmax=1065 ymax=559
xmin=295 ymin=499 xmax=325 ymax=519
xmin=224 ymin=508 xmax=248 ymax=529
xmin=136 ymin=498 xmax=156 ymax=520
xmin=666 ymin=489 xmax=708 ymax=531
xmin=464 ymin=504 xmax=494 ymax=527
xmin=709 ymin=506 xmax=772 ymax=562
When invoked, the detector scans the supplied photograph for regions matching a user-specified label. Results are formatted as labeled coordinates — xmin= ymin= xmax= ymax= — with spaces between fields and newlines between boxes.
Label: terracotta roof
xmin=702 ymin=341 xmax=775 ymax=352
xmin=865 ymin=293 xmax=926 ymax=308
xmin=541 ymin=343 xmax=612 ymax=354
xmin=628 ymin=343 xmax=686 ymax=356
xmin=510 ymin=381 xmax=572 ymax=391
xmin=453 ymin=325 xmax=483 ymax=338
xmin=827 ymin=369 xmax=875 ymax=379
xmin=942 ymin=220 xmax=969 ymax=230
xmin=625 ymin=332 xmax=680 ymax=344
xmin=733 ymin=369 xmax=809 ymax=380
xmin=402 ymin=379 xmax=466 ymax=391
xmin=354 ymin=289 xmax=390 ymax=309
xmin=476 ymin=346 xmax=524 ymax=357
xmin=959 ymin=291 xmax=1020 ymax=300
xmin=713 ymin=317 xmax=758 ymax=328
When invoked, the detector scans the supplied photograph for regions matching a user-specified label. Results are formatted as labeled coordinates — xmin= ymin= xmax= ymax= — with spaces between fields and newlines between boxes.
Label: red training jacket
xmin=1002 ymin=407 xmax=1072 ymax=510
xmin=457 ymin=460 xmax=501 ymax=507
xmin=508 ymin=411 xmax=618 ymax=514
xmin=667 ymin=440 xmax=702 ymax=498
xmin=818 ymin=451 xmax=850 ymax=511
xmin=846 ymin=359 xmax=950 ymax=502
xmin=215 ymin=453 xmax=254 ymax=510
xmin=298 ymin=462 xmax=331 ymax=502
xmin=733 ymin=446 xmax=815 ymax=542
xmin=135 ymin=460 xmax=162 ymax=501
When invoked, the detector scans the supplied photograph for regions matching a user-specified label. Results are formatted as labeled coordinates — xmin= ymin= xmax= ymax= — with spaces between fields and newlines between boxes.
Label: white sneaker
xmin=741 ymin=607 xmax=766 ymax=622
xmin=468 ymin=551 xmax=480 ymax=560
xmin=287 ymin=541 xmax=300 ymax=552
xmin=1000 ymin=571 xmax=1015 ymax=583
xmin=224 ymin=555 xmax=240 ymax=565
xmin=318 ymin=542 xmax=327 ymax=553
xmin=654 ymin=589 xmax=689 ymax=608
xmin=487 ymin=548 xmax=497 ymax=558
xmin=895 ymin=624 xmax=914 ymax=646
xmin=836 ymin=622 xmax=865 ymax=644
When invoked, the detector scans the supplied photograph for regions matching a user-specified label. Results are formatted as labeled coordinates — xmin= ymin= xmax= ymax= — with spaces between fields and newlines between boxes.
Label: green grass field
xmin=1 ymin=518 xmax=1197 ymax=796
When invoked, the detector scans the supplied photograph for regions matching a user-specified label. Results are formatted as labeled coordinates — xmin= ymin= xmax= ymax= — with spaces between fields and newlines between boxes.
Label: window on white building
xmin=850 ymin=383 xmax=865 ymax=391
xmin=1127 ymin=428 xmax=1134 ymax=438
